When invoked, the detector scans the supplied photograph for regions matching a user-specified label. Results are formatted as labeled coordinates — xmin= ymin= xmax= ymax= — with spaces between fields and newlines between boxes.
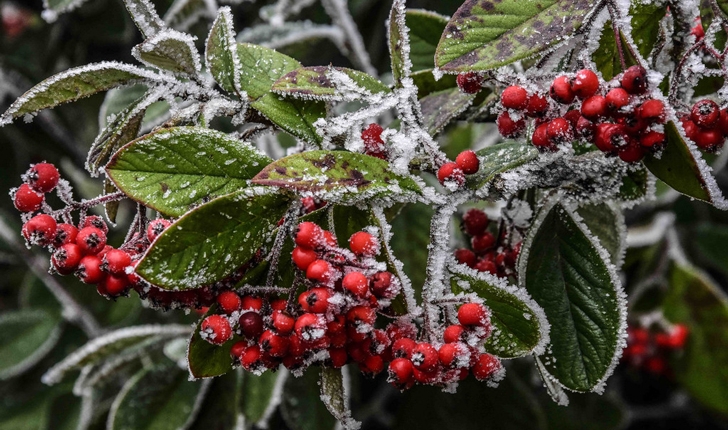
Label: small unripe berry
xmin=458 ymin=303 xmax=489 ymax=326
xmin=437 ymin=162 xmax=465 ymax=187
xmin=349 ymin=231 xmax=379 ymax=257
xmin=550 ymin=75 xmax=575 ymax=104
xmin=571 ymin=69 xmax=600 ymax=99
xmin=455 ymin=150 xmax=479 ymax=175
xmin=217 ymin=291 xmax=242 ymax=314
xmin=500 ymin=86 xmax=528 ymax=110
xmin=25 ymin=163 xmax=60 ymax=193
xmin=239 ymin=311 xmax=264 ymax=339
xmin=22 ymin=214 xmax=57 ymax=246
xmin=76 ymin=227 xmax=107 ymax=255
xmin=13 ymin=184 xmax=44 ymax=212
xmin=342 ymin=271 xmax=369 ymax=297
xmin=621 ymin=65 xmax=648 ymax=94
xmin=456 ymin=72 xmax=483 ymax=94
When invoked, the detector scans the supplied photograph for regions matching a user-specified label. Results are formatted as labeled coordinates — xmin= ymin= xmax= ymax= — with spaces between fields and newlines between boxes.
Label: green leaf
xmin=420 ymin=88 xmax=475 ymax=136
xmin=663 ymin=264 xmax=728 ymax=416
xmin=406 ymin=10 xmax=450 ymax=73
xmin=42 ymin=325 xmax=190 ymax=385
xmin=281 ymin=368 xmax=336 ymax=430
xmin=189 ymin=369 xmax=241 ymax=429
xmin=137 ymin=190 xmax=290 ymax=289
xmin=46 ymin=392 xmax=83 ymax=430
xmin=0 ymin=62 xmax=160 ymax=125
xmin=630 ymin=2 xmax=668 ymax=59
xmin=106 ymin=126 xmax=272 ymax=217
xmin=388 ymin=0 xmax=410 ymax=85
xmin=0 ymin=309 xmax=62 ymax=380
xmin=253 ymin=150 xmax=422 ymax=204
xmin=99 ymin=85 xmax=169 ymax=129
xmin=105 ymin=178 xmax=121 ymax=224
xmin=206 ymin=8 xmax=241 ymax=94
xmin=236 ymin=43 xmax=302 ymax=99
xmin=87 ymin=96 xmax=145 ymax=176
xmin=474 ymin=142 xmax=539 ymax=187
xmin=251 ymin=94 xmax=326 ymax=144
xmin=272 ymin=66 xmax=391 ymax=101
xmin=435 ymin=0 xmax=594 ymax=72
xmin=411 ymin=70 xmax=458 ymax=98
xmin=618 ymin=166 xmax=650 ymax=203
xmin=241 ymin=370 xmax=280 ymax=423
xmin=643 ymin=121 xmax=713 ymax=204
xmin=121 ymin=0 xmax=166 ymax=38
xmin=319 ymin=368 xmax=358 ymax=429
xmin=389 ymin=202 xmax=432 ymax=294
xmin=576 ymin=202 xmax=625 ymax=266
xmin=133 ymin=30 xmax=201 ymax=75
xmin=188 ymin=308 xmax=234 ymax=379
xmin=694 ymin=223 xmax=728 ymax=277
xmin=592 ymin=23 xmax=639 ymax=81
xmin=450 ymin=270 xmax=546 ymax=358
xmin=109 ymin=363 xmax=207 ymax=430
xmin=521 ymin=202 xmax=625 ymax=392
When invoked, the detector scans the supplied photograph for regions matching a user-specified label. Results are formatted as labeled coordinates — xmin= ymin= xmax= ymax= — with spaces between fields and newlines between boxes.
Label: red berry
xmin=298 ymin=287 xmax=332 ymax=313
xmin=500 ymin=86 xmax=528 ymax=110
xmin=200 ymin=314 xmax=232 ymax=345
xmin=437 ymin=162 xmax=465 ymax=187
xmin=349 ymin=231 xmax=378 ymax=256
xmin=681 ymin=117 xmax=700 ymax=142
xmin=146 ymin=219 xmax=171 ymax=242
xmin=694 ymin=127 xmax=723 ymax=151
xmin=346 ymin=305 xmax=376 ymax=327
xmin=456 ymin=72 xmax=483 ymax=94
xmin=526 ymin=93 xmax=549 ymax=117
xmin=272 ymin=310 xmax=295 ymax=335
xmin=388 ymin=357 xmax=414 ymax=389
xmin=323 ymin=230 xmax=337 ymax=247
xmin=104 ymin=249 xmax=131 ymax=275
xmin=454 ymin=248 xmax=477 ymax=267
xmin=571 ymin=69 xmax=600 ymax=99
xmin=306 ymin=259 xmax=334 ymax=283
xmin=342 ymin=271 xmax=369 ymax=297
xmin=645 ymin=356 xmax=667 ymax=374
xmin=656 ymin=324 xmax=689 ymax=349
xmin=241 ymin=345 xmax=264 ymax=371
xmin=52 ymin=243 xmax=83 ymax=275
xmin=291 ymin=247 xmax=317 ymax=271
xmin=640 ymin=131 xmax=666 ymax=151
xmin=692 ymin=18 xmax=705 ymax=40
xmin=328 ymin=348 xmax=348 ymax=368
xmin=462 ymin=208 xmax=488 ymax=236
xmin=637 ymin=99 xmax=665 ymax=124
xmin=580 ymin=95 xmax=607 ymax=120
xmin=471 ymin=232 xmax=495 ymax=254
xmin=691 ymin=99 xmax=721 ymax=128
xmin=594 ymin=123 xmax=626 ymax=153
xmin=618 ymin=140 xmax=645 ymax=163
xmin=370 ymin=271 xmax=395 ymax=298
xmin=53 ymin=223 xmax=78 ymax=247
xmin=13 ymin=183 xmax=44 ymax=212
xmin=294 ymin=313 xmax=326 ymax=341
xmin=25 ymin=163 xmax=59 ymax=193
xmin=474 ymin=258 xmax=498 ymax=274
xmin=458 ymin=303 xmax=488 ymax=326
xmin=443 ymin=325 xmax=465 ymax=344
xmin=239 ymin=311 xmax=264 ymax=339
xmin=217 ymin=291 xmax=242 ymax=314
xmin=546 ymin=117 xmax=574 ymax=144
xmin=76 ymin=227 xmax=107 ymax=255
xmin=496 ymin=111 xmax=526 ymax=138
xmin=575 ymin=116 xmax=596 ymax=141
xmin=102 ymin=273 xmax=130 ymax=296
xmin=362 ymin=123 xmax=386 ymax=158
xmin=550 ymin=75 xmax=575 ymax=104
xmin=439 ymin=342 xmax=467 ymax=368
xmin=77 ymin=255 xmax=105 ymax=284
xmin=22 ymin=214 xmax=57 ymax=246
xmin=271 ymin=299 xmax=287 ymax=311
xmin=621 ymin=65 xmax=648 ymax=94
xmin=605 ymin=88 xmax=630 ymax=112
xmin=392 ymin=338 xmax=417 ymax=359
xmin=410 ymin=342 xmax=439 ymax=372
xmin=455 ymin=150 xmax=480 ymax=175
xmin=241 ymin=295 xmax=263 ymax=312
xmin=260 ymin=330 xmax=290 ymax=357
xmin=230 ymin=341 xmax=246 ymax=361
xmin=361 ymin=355 xmax=385 ymax=376
xmin=82 ymin=215 xmax=108 ymax=235
xmin=295 ymin=222 xmax=323 ymax=249
xmin=472 ymin=353 xmax=502 ymax=381
xmin=531 ymin=123 xmax=554 ymax=151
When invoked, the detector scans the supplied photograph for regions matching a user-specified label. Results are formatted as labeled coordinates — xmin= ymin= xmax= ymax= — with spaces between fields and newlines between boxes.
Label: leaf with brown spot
xmin=272 ymin=66 xmax=390 ymax=101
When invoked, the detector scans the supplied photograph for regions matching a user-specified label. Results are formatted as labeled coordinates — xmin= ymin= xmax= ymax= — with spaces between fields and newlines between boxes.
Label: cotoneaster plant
xmin=3 ymin=0 xmax=728 ymax=428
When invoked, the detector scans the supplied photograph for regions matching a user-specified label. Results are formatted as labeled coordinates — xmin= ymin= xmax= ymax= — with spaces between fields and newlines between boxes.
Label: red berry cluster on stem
xmin=453 ymin=209 xmax=520 ymax=278
xmin=680 ymin=99 xmax=728 ymax=152
xmin=622 ymin=323 xmax=689 ymax=376
xmin=437 ymin=150 xmax=480 ymax=189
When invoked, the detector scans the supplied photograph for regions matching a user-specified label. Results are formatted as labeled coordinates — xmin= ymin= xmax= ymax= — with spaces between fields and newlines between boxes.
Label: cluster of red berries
xmin=361 ymin=123 xmax=388 ymax=160
xmin=436 ymin=150 xmax=480 ymax=188
xmin=679 ymin=99 xmax=728 ymax=152
xmin=621 ymin=324 xmax=689 ymax=376
xmin=198 ymin=221 xmax=502 ymax=388
xmin=452 ymin=209 xmax=520 ymax=278
xmin=493 ymin=66 xmax=670 ymax=163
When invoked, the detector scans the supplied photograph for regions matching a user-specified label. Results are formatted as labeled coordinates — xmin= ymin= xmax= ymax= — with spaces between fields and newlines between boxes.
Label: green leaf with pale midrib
xmin=252 ymin=150 xmax=422 ymax=203
xmin=136 ymin=190 xmax=290 ymax=289
xmin=435 ymin=0 xmax=594 ymax=72
xmin=420 ymin=88 xmax=475 ymax=136
xmin=134 ymin=31 xmax=200 ymax=75
xmin=251 ymin=94 xmax=326 ymax=144
xmin=206 ymin=8 xmax=239 ymax=94
xmin=272 ymin=66 xmax=390 ymax=100
xmin=0 ymin=309 xmax=62 ymax=380
xmin=577 ymin=202 xmax=624 ymax=266
xmin=106 ymin=126 xmax=271 ymax=217
xmin=522 ymin=203 xmax=623 ymax=392
xmin=237 ymin=43 xmax=302 ymax=100
xmin=450 ymin=272 xmax=543 ymax=358
xmin=406 ymin=10 xmax=449 ymax=73
xmin=474 ymin=141 xmax=539 ymax=187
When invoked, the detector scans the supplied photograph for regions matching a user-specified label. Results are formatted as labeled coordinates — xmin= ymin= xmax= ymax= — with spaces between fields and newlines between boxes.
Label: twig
xmin=606 ymin=1 xmax=627 ymax=71
xmin=320 ymin=0 xmax=377 ymax=76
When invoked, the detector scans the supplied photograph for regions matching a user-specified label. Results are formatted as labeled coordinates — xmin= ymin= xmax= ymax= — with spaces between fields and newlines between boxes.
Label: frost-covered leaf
xmin=643 ymin=121 xmax=718 ymax=205
xmin=282 ymin=368 xmax=336 ymax=430
xmin=450 ymin=269 xmax=547 ymax=358
xmin=388 ymin=0 xmax=411 ymax=85
xmin=188 ymin=307 xmax=234 ymax=379
xmin=411 ymin=70 xmax=458 ymax=98
xmin=237 ymin=21 xmax=343 ymax=49
xmin=42 ymin=0 xmax=92 ymax=19
xmin=108 ymin=363 xmax=207 ymax=430
xmin=164 ymin=0 xmax=214 ymax=31
xmin=121 ymin=0 xmax=166 ymax=38
xmin=406 ymin=10 xmax=449 ymax=73
xmin=474 ymin=142 xmax=539 ymax=188
xmin=42 ymin=325 xmax=190 ymax=385
xmin=206 ymin=7 xmax=241 ymax=94
xmin=189 ymin=371 xmax=240 ymax=430
xmin=592 ymin=23 xmax=639 ymax=81
xmin=435 ymin=0 xmax=594 ymax=72
xmin=618 ymin=166 xmax=649 ymax=203
xmin=320 ymin=368 xmax=359 ymax=430
xmin=136 ymin=190 xmax=290 ymax=289
xmin=0 ymin=309 xmax=62 ymax=380
xmin=577 ymin=202 xmax=625 ymax=266
xmin=663 ymin=264 xmax=728 ymax=416
xmin=106 ymin=127 xmax=272 ymax=217
xmin=0 ymin=62 xmax=163 ymax=125
xmin=630 ymin=1 xmax=667 ymax=59
xmin=420 ymin=88 xmax=475 ymax=136
xmin=241 ymin=370 xmax=281 ymax=423
xmin=105 ymin=179 xmax=121 ymax=224
xmin=520 ymin=201 xmax=625 ymax=392
xmin=236 ymin=43 xmax=302 ymax=99
xmin=87 ymin=97 xmax=145 ymax=176
xmin=251 ymin=94 xmax=326 ymax=144
xmin=252 ymin=150 xmax=422 ymax=204
xmin=99 ymin=85 xmax=169 ymax=130
xmin=272 ymin=66 xmax=390 ymax=101
xmin=133 ymin=29 xmax=201 ymax=75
